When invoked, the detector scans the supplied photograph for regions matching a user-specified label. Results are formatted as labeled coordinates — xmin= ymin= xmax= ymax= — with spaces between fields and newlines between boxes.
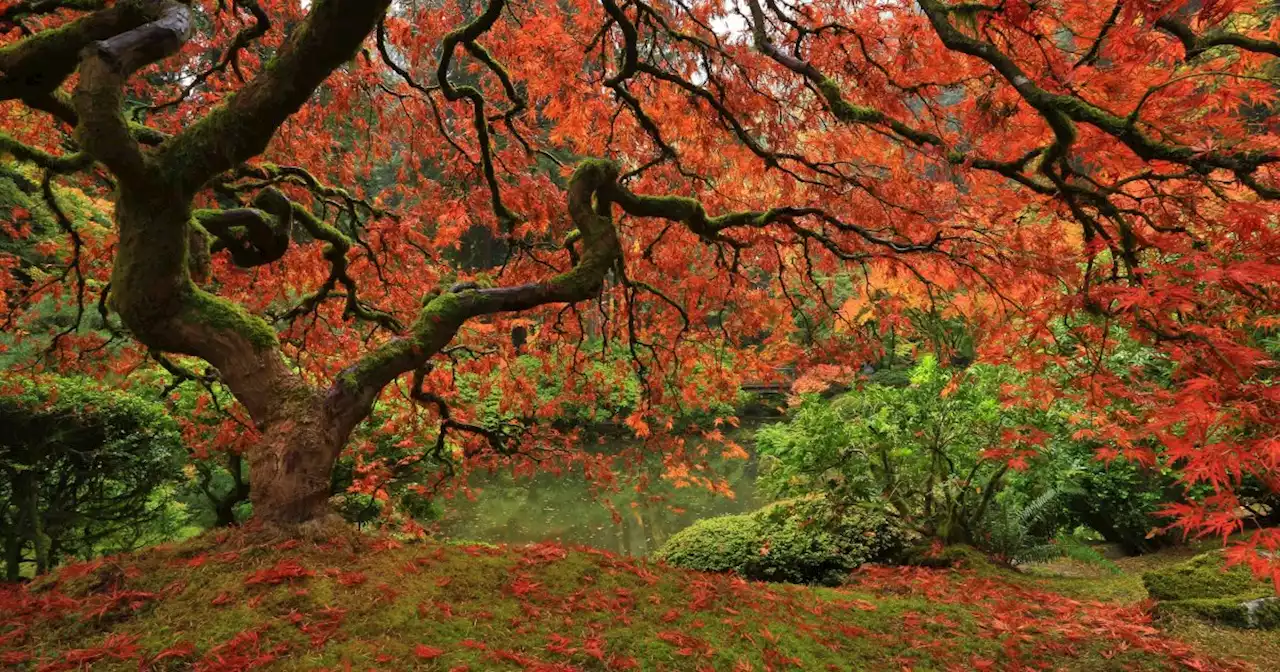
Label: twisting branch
xmin=0 ymin=1 xmax=156 ymax=103
xmin=329 ymin=159 xmax=624 ymax=434
xmin=72 ymin=0 xmax=192 ymax=189
xmin=435 ymin=0 xmax=519 ymax=228
xmin=40 ymin=173 xmax=86 ymax=355
xmin=276 ymin=202 xmax=403 ymax=333
xmin=329 ymin=156 xmax=950 ymax=436
xmin=227 ymin=162 xmax=388 ymax=220
xmin=194 ymin=186 xmax=292 ymax=269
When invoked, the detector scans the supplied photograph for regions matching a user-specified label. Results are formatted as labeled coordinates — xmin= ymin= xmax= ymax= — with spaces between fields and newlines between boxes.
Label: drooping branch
xmin=435 ymin=0 xmax=519 ymax=227
xmin=276 ymin=202 xmax=403 ymax=333
xmin=915 ymin=0 xmax=1280 ymax=196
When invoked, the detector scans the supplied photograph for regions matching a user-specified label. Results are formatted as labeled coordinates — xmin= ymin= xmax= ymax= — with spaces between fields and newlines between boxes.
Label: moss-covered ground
xmin=1023 ymin=540 xmax=1279 ymax=671
xmin=0 ymin=531 xmax=1267 ymax=671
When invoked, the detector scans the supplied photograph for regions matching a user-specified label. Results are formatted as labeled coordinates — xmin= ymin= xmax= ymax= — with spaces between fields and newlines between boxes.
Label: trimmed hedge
xmin=655 ymin=497 xmax=908 ymax=585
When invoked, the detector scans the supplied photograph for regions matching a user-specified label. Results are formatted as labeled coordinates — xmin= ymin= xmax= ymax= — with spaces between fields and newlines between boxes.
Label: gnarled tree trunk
xmin=246 ymin=390 xmax=346 ymax=526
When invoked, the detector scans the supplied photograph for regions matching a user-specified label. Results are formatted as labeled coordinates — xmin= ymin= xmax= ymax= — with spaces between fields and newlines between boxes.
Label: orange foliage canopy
xmin=0 ymin=1 xmax=1278 ymax=573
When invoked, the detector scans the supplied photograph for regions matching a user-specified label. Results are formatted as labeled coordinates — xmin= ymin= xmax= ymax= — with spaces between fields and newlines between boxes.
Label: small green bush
xmin=653 ymin=514 xmax=763 ymax=574
xmin=655 ymin=497 xmax=908 ymax=585
xmin=1143 ymin=551 xmax=1278 ymax=629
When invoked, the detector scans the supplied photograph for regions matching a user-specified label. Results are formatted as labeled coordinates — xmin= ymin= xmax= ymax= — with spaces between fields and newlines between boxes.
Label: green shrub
xmin=1 ymin=374 xmax=186 ymax=579
xmin=655 ymin=497 xmax=909 ymax=585
xmin=755 ymin=357 xmax=1041 ymax=545
xmin=1143 ymin=551 xmax=1278 ymax=629
xmin=653 ymin=514 xmax=762 ymax=574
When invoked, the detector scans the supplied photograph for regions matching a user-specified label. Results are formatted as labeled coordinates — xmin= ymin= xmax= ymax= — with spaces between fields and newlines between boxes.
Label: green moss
xmin=653 ymin=513 xmax=761 ymax=574
xmin=1141 ymin=550 xmax=1277 ymax=629
xmin=2 ymin=533 xmax=1252 ymax=670
xmin=334 ymin=291 xmax=471 ymax=389
xmin=903 ymin=544 xmax=996 ymax=571
xmin=180 ymin=288 xmax=279 ymax=351
xmin=1142 ymin=551 xmax=1269 ymax=602
xmin=571 ymin=157 xmax=618 ymax=180
xmin=816 ymin=77 xmax=881 ymax=123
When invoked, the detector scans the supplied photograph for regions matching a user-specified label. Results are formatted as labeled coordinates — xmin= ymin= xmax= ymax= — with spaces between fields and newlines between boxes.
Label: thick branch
xmin=328 ymin=159 xmax=623 ymax=433
xmin=1155 ymin=16 xmax=1280 ymax=60
xmin=0 ymin=0 xmax=153 ymax=102
xmin=72 ymin=0 xmax=192 ymax=188
xmin=158 ymin=0 xmax=394 ymax=197
xmin=194 ymin=186 xmax=292 ymax=268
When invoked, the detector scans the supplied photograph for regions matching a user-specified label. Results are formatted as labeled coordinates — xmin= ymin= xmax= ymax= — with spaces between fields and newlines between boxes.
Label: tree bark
xmin=246 ymin=392 xmax=346 ymax=527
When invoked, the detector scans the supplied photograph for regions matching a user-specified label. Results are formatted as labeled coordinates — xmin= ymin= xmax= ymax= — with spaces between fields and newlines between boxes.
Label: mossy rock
xmin=1156 ymin=596 xmax=1280 ymax=629
xmin=903 ymin=544 xmax=995 ymax=571
xmin=1143 ymin=551 xmax=1277 ymax=629
xmin=1142 ymin=550 xmax=1267 ymax=601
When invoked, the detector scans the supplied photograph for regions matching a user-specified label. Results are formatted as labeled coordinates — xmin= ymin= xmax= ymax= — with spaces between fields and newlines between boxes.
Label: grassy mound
xmin=0 ymin=532 xmax=1247 ymax=671
xmin=1143 ymin=551 xmax=1279 ymax=629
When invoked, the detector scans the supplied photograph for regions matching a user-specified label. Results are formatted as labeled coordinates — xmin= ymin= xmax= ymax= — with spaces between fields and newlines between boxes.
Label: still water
xmin=437 ymin=430 xmax=764 ymax=556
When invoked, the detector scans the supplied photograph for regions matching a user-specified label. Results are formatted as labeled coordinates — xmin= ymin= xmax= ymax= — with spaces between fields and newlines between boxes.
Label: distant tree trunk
xmin=3 ymin=515 xmax=21 ymax=582
xmin=13 ymin=473 xmax=48 ymax=574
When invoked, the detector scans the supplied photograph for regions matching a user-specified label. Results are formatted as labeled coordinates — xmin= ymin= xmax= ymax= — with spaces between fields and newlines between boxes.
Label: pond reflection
xmin=437 ymin=430 xmax=763 ymax=556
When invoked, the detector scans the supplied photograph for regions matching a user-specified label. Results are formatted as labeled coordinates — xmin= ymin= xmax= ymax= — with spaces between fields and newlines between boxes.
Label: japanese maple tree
xmin=1 ymin=0 xmax=1278 ymax=575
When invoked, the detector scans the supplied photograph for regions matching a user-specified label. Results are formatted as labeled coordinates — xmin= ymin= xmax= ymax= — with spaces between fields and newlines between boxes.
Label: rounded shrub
xmin=655 ymin=496 xmax=908 ymax=585
xmin=652 ymin=514 xmax=762 ymax=574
